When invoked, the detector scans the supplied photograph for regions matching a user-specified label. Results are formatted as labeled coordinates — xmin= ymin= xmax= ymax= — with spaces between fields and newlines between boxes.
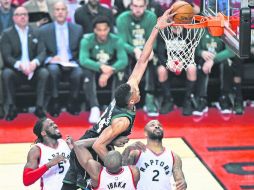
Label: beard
xmin=148 ymin=130 xmax=164 ymax=141
xmin=46 ymin=131 xmax=62 ymax=140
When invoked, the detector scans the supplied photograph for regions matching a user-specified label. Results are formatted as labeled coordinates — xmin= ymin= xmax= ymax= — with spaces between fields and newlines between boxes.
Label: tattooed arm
xmin=122 ymin=149 xmax=140 ymax=166
xmin=172 ymin=152 xmax=187 ymax=190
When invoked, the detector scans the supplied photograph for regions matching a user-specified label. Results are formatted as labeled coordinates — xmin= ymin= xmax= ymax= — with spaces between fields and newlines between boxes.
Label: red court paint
xmin=0 ymin=107 xmax=253 ymax=189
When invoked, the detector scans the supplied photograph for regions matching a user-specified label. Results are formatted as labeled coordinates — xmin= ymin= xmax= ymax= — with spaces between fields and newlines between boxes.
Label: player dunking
xmin=61 ymin=8 xmax=176 ymax=190
xmin=122 ymin=120 xmax=187 ymax=190
xmin=23 ymin=118 xmax=72 ymax=190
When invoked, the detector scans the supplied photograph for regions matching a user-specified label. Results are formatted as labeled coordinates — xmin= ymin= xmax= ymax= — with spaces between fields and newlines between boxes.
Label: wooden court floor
xmin=0 ymin=107 xmax=254 ymax=189
xmin=0 ymin=138 xmax=224 ymax=190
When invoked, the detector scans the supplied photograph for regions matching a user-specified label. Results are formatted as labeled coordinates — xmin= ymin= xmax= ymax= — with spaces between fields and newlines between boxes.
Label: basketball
xmin=171 ymin=1 xmax=194 ymax=24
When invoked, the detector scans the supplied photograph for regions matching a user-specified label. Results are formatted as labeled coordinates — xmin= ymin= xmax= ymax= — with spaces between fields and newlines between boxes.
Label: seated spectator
xmin=39 ymin=1 xmax=83 ymax=117
xmin=79 ymin=16 xmax=128 ymax=123
xmin=23 ymin=0 xmax=57 ymax=27
xmin=116 ymin=0 xmax=158 ymax=117
xmin=0 ymin=0 xmax=15 ymax=34
xmin=74 ymin=0 xmax=114 ymax=34
xmin=194 ymin=29 xmax=236 ymax=116
xmin=1 ymin=6 xmax=49 ymax=121
xmin=0 ymin=0 xmax=16 ymax=119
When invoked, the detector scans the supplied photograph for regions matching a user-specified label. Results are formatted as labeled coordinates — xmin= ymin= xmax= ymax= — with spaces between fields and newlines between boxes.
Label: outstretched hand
xmin=156 ymin=8 xmax=176 ymax=30
xmin=66 ymin=135 xmax=74 ymax=149
xmin=112 ymin=136 xmax=129 ymax=147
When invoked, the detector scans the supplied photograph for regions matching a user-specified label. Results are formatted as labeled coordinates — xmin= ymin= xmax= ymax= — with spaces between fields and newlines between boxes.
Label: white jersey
xmin=93 ymin=166 xmax=136 ymax=190
xmin=36 ymin=139 xmax=71 ymax=190
xmin=135 ymin=148 xmax=174 ymax=190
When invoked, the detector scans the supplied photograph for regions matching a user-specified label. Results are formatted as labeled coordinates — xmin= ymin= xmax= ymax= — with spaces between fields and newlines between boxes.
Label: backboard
xmin=201 ymin=0 xmax=252 ymax=58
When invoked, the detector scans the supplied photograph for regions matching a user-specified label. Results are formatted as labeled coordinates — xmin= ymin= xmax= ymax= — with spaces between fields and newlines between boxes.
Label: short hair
xmin=33 ymin=118 xmax=47 ymax=143
xmin=104 ymin=151 xmax=122 ymax=173
xmin=92 ymin=15 xmax=110 ymax=29
xmin=114 ymin=83 xmax=132 ymax=108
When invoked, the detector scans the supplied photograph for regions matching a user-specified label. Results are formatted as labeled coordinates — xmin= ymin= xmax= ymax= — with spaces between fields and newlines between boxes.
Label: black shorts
xmin=63 ymin=130 xmax=102 ymax=189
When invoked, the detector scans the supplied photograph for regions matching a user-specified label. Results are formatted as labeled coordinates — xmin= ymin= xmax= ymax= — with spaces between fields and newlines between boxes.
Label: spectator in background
xmin=23 ymin=118 xmax=72 ymax=190
xmin=74 ymin=0 xmax=114 ymax=34
xmin=0 ymin=0 xmax=15 ymax=119
xmin=217 ymin=57 xmax=244 ymax=115
xmin=113 ymin=0 xmax=163 ymax=19
xmin=0 ymin=0 xmax=15 ymax=33
xmin=11 ymin=0 xmax=26 ymax=6
xmin=64 ymin=0 xmax=80 ymax=22
xmin=79 ymin=16 xmax=128 ymax=124
xmin=116 ymin=0 xmax=158 ymax=117
xmin=1 ymin=6 xmax=49 ymax=121
xmin=39 ymin=1 xmax=83 ymax=117
xmin=23 ymin=0 xmax=57 ymax=27
xmin=194 ymin=29 xmax=236 ymax=116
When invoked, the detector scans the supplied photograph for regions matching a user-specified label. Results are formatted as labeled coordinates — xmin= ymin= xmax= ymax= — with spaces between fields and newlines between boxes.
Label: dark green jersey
xmin=89 ymin=99 xmax=136 ymax=137
xmin=196 ymin=29 xmax=235 ymax=63
xmin=116 ymin=10 xmax=157 ymax=54
xmin=79 ymin=33 xmax=128 ymax=72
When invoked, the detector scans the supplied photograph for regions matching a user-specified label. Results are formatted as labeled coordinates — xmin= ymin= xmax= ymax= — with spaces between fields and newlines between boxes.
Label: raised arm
xmin=92 ymin=117 xmax=130 ymax=162
xmin=128 ymin=8 xmax=175 ymax=86
xmin=172 ymin=152 xmax=187 ymax=190
xmin=73 ymin=141 xmax=102 ymax=187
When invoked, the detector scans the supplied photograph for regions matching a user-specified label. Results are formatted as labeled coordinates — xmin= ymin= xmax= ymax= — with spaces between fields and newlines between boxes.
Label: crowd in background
xmin=0 ymin=0 xmax=253 ymax=123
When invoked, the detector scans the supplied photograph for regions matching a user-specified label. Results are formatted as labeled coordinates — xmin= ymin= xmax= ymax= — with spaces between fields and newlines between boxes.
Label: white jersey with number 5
xmin=135 ymin=148 xmax=174 ymax=190
xmin=36 ymin=139 xmax=71 ymax=190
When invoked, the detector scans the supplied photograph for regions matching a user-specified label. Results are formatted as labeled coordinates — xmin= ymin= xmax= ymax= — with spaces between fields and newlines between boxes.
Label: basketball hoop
xmin=158 ymin=14 xmax=239 ymax=72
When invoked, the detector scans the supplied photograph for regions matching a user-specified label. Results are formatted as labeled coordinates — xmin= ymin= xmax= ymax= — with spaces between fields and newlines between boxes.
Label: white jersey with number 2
xmin=36 ymin=139 xmax=71 ymax=190
xmin=135 ymin=148 xmax=174 ymax=190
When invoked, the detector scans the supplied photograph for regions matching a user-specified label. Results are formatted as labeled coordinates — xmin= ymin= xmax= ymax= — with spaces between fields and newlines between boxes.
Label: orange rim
xmin=170 ymin=13 xmax=239 ymax=36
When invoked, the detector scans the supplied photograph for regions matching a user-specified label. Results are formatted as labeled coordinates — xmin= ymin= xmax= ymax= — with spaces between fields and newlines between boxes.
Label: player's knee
xmin=157 ymin=65 xmax=168 ymax=82
xmin=186 ymin=65 xmax=197 ymax=81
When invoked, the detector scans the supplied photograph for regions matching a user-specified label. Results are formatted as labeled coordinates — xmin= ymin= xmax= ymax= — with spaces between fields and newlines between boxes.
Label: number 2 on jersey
xmin=152 ymin=170 xmax=159 ymax=181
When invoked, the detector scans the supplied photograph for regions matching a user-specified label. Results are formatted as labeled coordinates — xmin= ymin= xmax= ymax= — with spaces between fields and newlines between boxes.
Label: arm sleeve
xmin=111 ymin=39 xmax=128 ymax=71
xmin=79 ymin=38 xmax=102 ymax=72
xmin=214 ymin=46 xmax=236 ymax=63
xmin=23 ymin=164 xmax=48 ymax=186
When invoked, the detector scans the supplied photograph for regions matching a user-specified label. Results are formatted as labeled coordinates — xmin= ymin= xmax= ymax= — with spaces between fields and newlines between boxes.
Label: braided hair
xmin=33 ymin=118 xmax=47 ymax=143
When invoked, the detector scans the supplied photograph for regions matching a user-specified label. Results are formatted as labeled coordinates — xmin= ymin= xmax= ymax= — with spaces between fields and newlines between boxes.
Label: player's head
xmin=33 ymin=118 xmax=62 ymax=143
xmin=93 ymin=16 xmax=110 ymax=42
xmin=130 ymin=0 xmax=147 ymax=19
xmin=104 ymin=150 xmax=122 ymax=173
xmin=144 ymin=120 xmax=164 ymax=141
xmin=115 ymin=83 xmax=140 ymax=108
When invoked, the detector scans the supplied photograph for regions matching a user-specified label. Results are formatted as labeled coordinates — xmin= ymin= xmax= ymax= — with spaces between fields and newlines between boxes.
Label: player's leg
xmin=193 ymin=61 xmax=209 ymax=116
xmin=182 ymin=64 xmax=197 ymax=116
xmin=144 ymin=62 xmax=159 ymax=117
xmin=232 ymin=57 xmax=244 ymax=114
xmin=157 ymin=65 xmax=174 ymax=114
xmin=218 ymin=60 xmax=233 ymax=114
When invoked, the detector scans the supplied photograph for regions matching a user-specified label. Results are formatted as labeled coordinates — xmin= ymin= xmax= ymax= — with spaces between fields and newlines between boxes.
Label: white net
xmin=158 ymin=21 xmax=206 ymax=72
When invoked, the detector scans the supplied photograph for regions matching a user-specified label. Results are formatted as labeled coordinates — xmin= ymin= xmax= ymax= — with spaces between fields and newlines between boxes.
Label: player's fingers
xmin=135 ymin=141 xmax=146 ymax=151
